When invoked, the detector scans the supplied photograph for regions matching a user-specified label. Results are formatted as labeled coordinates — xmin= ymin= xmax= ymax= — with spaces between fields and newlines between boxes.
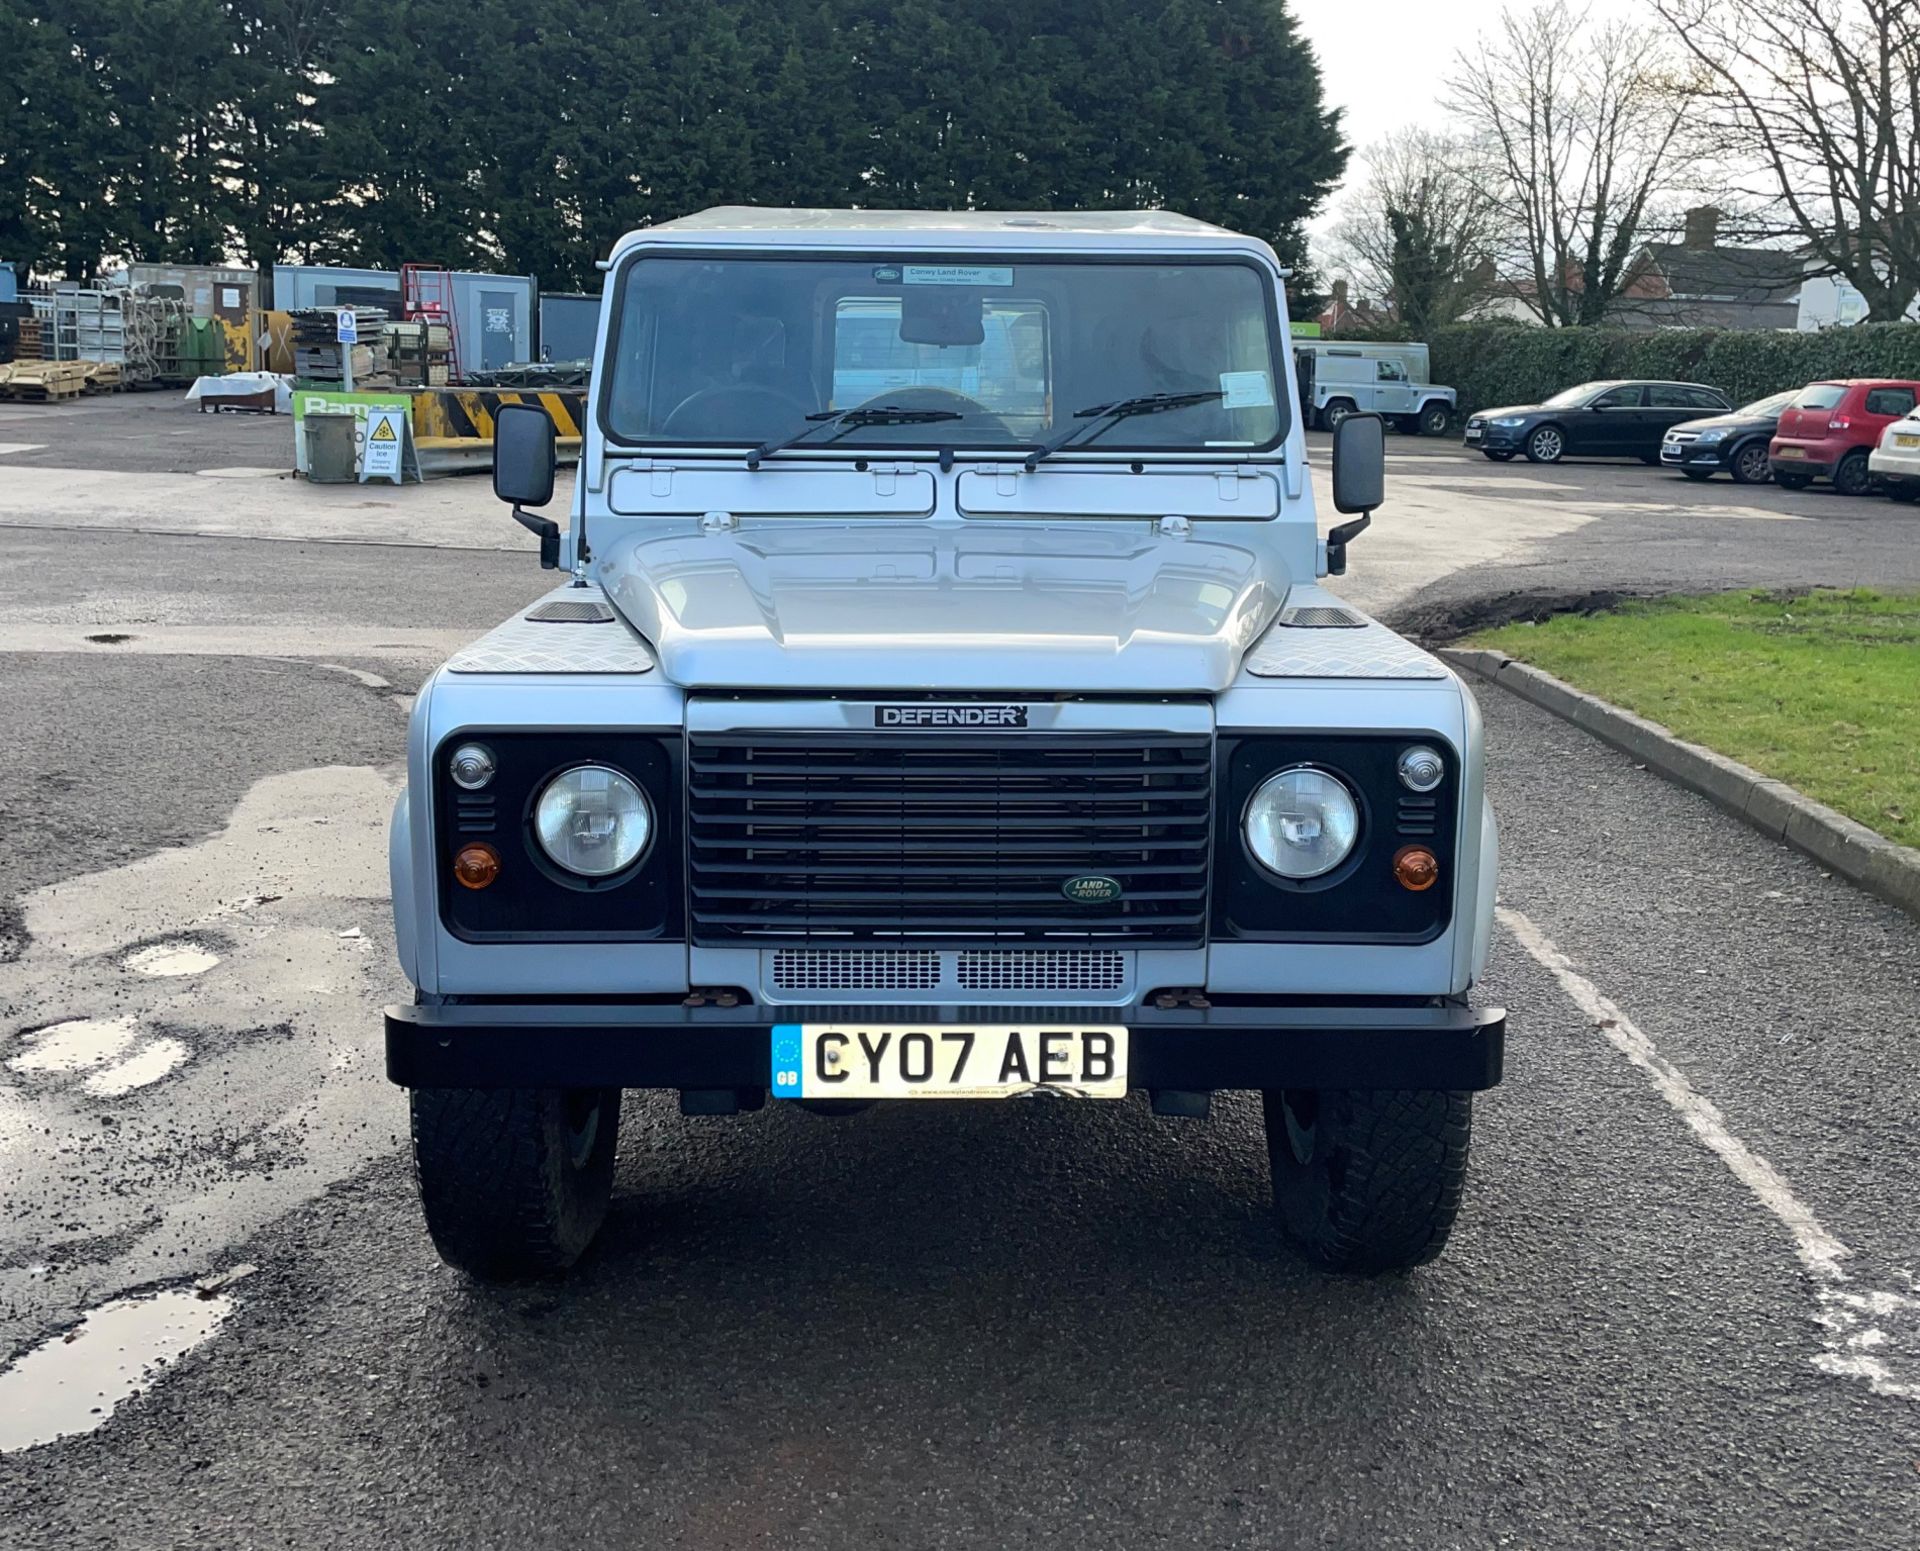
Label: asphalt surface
xmin=1 ymin=404 xmax=1917 ymax=1546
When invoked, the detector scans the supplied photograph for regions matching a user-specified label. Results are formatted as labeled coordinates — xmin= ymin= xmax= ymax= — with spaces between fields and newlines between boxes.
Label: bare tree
xmin=1655 ymin=0 xmax=1920 ymax=322
xmin=1449 ymin=2 xmax=1693 ymax=326
xmin=1326 ymin=129 xmax=1499 ymax=334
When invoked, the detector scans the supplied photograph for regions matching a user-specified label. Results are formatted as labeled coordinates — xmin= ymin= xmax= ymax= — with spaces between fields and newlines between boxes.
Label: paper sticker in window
xmin=1219 ymin=370 xmax=1275 ymax=409
xmin=902 ymin=265 xmax=1014 ymax=287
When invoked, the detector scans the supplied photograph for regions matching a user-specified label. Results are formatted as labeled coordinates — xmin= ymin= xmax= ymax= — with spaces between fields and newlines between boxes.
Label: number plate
xmin=1896 ymin=433 xmax=1920 ymax=448
xmin=1777 ymin=446 xmax=1806 ymax=459
xmin=771 ymin=1023 xmax=1127 ymax=1100
xmin=1464 ymin=426 xmax=1483 ymax=440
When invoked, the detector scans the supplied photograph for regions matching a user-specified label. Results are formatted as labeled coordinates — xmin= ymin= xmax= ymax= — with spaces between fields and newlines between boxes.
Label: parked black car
xmin=1659 ymin=389 xmax=1796 ymax=485
xmin=1463 ymin=380 xmax=1733 ymax=464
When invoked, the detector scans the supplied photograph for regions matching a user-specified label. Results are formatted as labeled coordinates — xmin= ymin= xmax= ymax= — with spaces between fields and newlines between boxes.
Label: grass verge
xmin=1466 ymin=588 xmax=1920 ymax=849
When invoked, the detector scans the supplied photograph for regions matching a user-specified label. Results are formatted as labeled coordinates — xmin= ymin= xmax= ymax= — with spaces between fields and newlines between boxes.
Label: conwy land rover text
xmin=385 ymin=208 xmax=1505 ymax=1281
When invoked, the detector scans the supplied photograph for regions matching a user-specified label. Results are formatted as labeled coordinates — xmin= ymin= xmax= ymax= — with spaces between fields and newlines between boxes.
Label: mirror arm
xmin=511 ymin=505 xmax=561 ymax=570
xmin=1324 ymin=510 xmax=1371 ymax=578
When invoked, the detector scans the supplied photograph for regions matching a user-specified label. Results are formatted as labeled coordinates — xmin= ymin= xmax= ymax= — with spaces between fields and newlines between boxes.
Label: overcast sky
xmin=1295 ymin=0 xmax=1640 ymax=226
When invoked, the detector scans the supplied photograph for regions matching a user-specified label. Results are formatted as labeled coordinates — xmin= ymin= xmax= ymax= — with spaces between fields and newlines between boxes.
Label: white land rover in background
xmin=385 ymin=208 xmax=1505 ymax=1281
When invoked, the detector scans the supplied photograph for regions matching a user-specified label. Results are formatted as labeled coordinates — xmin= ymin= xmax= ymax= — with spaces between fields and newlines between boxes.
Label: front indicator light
xmin=1244 ymin=767 xmax=1361 ymax=880
xmin=453 ymin=842 xmax=501 ymax=890
xmin=1397 ymin=744 xmax=1445 ymax=792
xmin=1393 ymin=845 xmax=1439 ymax=892
xmin=534 ymin=765 xmax=653 ymax=877
xmin=449 ymin=742 xmax=496 ymax=790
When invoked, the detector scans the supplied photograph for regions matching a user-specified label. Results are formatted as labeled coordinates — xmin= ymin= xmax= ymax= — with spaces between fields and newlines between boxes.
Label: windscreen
xmin=1543 ymin=382 xmax=1608 ymax=407
xmin=602 ymin=254 xmax=1287 ymax=453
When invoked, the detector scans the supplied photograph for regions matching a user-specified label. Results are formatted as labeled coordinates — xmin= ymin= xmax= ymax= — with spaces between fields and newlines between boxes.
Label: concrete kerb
xmin=1442 ymin=647 xmax=1920 ymax=923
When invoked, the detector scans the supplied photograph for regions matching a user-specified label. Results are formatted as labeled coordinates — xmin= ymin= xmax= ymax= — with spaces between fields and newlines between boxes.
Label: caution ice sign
xmin=360 ymin=405 xmax=409 ymax=483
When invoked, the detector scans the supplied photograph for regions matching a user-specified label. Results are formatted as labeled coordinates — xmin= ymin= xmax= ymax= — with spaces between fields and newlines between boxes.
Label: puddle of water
xmin=84 ymin=1037 xmax=191 ymax=1098
xmin=7 ymin=1017 xmax=140 ymax=1074
xmin=124 ymin=942 xmax=221 ymax=978
xmin=0 ymin=1287 xmax=236 ymax=1452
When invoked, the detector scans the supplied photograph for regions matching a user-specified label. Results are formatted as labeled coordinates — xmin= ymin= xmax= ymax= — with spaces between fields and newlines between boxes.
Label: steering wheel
xmin=852 ymin=387 xmax=1015 ymax=441
xmin=660 ymin=384 xmax=811 ymax=440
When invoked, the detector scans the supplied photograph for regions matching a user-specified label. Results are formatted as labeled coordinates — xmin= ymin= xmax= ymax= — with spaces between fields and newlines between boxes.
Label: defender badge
xmin=874 ymin=705 xmax=1028 ymax=728
xmin=1062 ymin=874 xmax=1123 ymax=904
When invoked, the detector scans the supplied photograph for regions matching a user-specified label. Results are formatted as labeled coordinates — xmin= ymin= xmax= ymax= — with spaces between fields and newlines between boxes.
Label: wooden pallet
xmin=82 ymin=360 xmax=124 ymax=392
xmin=1 ymin=361 xmax=94 ymax=400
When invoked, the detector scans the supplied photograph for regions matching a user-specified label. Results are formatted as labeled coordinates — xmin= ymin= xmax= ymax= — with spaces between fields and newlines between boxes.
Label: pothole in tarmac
xmin=122 ymin=939 xmax=222 ymax=977
xmin=6 ymin=1016 xmax=194 ymax=1096
xmin=7 ymin=1017 xmax=142 ymax=1074
xmin=0 ymin=1269 xmax=253 ymax=1453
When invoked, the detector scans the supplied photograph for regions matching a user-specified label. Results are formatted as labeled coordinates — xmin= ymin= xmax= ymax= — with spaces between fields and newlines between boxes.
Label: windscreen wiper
xmin=747 ymin=405 xmax=963 ymax=469
xmin=1022 ymin=390 xmax=1225 ymax=472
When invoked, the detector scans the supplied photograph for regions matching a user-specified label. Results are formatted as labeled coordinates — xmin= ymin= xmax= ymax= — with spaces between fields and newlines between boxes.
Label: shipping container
xmin=273 ymin=265 xmax=536 ymax=376
xmin=537 ymin=292 xmax=600 ymax=363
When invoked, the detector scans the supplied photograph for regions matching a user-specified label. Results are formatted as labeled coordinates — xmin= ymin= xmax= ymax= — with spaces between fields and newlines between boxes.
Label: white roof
xmin=610 ymin=206 xmax=1276 ymax=262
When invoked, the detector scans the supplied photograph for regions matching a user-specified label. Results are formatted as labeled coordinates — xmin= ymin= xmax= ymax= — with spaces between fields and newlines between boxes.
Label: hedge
xmin=1427 ymin=322 xmax=1920 ymax=415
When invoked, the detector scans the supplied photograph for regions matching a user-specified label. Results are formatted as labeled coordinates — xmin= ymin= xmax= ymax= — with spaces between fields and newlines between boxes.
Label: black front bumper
xmin=385 ymin=1000 xmax=1507 ymax=1093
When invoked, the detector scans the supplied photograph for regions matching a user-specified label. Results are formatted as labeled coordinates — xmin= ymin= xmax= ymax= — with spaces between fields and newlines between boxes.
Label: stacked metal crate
xmin=290 ymin=308 xmax=393 ymax=388
xmin=384 ymin=319 xmax=454 ymax=387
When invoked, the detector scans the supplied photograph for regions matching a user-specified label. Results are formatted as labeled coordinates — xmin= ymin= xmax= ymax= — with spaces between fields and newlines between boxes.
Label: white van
xmin=1295 ymin=341 xmax=1456 ymax=435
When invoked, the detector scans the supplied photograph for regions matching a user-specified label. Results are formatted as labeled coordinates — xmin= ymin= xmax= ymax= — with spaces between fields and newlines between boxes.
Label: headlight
xmin=533 ymin=765 xmax=652 ymax=876
xmin=1693 ymin=428 xmax=1729 ymax=443
xmin=1491 ymin=416 xmax=1527 ymax=428
xmin=1244 ymin=767 xmax=1361 ymax=880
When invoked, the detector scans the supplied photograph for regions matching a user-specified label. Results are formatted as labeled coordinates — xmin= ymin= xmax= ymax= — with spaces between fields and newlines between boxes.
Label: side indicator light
xmin=1393 ymin=845 xmax=1439 ymax=892
xmin=453 ymin=843 xmax=501 ymax=890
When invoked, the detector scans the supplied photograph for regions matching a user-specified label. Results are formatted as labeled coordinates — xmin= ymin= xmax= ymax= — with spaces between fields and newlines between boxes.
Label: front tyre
xmin=1417 ymin=401 xmax=1452 ymax=436
xmin=1524 ymin=425 xmax=1565 ymax=463
xmin=1729 ymin=442 xmax=1772 ymax=485
xmin=1264 ymin=1088 xmax=1471 ymax=1272
xmin=411 ymin=1086 xmax=621 ymax=1280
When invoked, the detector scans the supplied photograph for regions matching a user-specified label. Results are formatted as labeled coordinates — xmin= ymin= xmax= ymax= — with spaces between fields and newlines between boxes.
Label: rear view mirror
xmin=1331 ymin=411 xmax=1385 ymax=515
xmin=494 ymin=402 xmax=557 ymax=507
xmin=899 ymin=288 xmax=985 ymax=347
xmin=1325 ymin=412 xmax=1384 ymax=577
xmin=493 ymin=402 xmax=560 ymax=569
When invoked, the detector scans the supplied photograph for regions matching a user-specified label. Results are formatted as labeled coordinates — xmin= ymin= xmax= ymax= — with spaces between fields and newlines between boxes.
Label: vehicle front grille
xmin=768 ymin=948 xmax=1129 ymax=994
xmin=688 ymin=731 xmax=1212 ymax=946
xmin=1666 ymin=431 xmax=1699 ymax=445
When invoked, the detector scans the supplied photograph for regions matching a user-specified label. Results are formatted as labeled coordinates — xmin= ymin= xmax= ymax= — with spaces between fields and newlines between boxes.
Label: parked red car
xmin=1769 ymin=379 xmax=1920 ymax=494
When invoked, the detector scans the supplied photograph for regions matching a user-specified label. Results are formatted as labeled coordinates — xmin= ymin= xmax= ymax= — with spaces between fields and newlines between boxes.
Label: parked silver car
xmin=385 ymin=208 xmax=1506 ymax=1281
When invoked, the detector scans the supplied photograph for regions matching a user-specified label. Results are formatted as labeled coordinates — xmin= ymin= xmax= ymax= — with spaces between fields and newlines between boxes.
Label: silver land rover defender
xmin=386 ymin=208 xmax=1504 ymax=1280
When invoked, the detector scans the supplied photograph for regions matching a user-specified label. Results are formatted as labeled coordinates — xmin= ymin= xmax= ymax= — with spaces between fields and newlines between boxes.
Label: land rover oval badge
xmin=1062 ymin=874 xmax=1123 ymax=904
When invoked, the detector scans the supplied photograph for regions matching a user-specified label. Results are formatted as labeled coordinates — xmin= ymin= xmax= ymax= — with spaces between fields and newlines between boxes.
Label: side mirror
xmin=493 ymin=402 xmax=560 ymax=569
xmin=1326 ymin=411 xmax=1384 ymax=577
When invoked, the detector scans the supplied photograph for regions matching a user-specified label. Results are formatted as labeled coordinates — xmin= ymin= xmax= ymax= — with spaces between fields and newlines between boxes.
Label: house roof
xmin=1641 ymin=241 xmax=1805 ymax=305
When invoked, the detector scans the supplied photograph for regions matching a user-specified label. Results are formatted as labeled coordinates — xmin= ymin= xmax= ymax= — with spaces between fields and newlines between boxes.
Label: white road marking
xmin=0 ymin=443 xmax=46 ymax=456
xmin=315 ymin=662 xmax=392 ymax=689
xmin=123 ymin=942 xmax=221 ymax=977
xmin=84 ymin=1037 xmax=191 ymax=1098
xmin=1500 ymin=905 xmax=1920 ymax=1402
xmin=7 ymin=1017 xmax=141 ymax=1074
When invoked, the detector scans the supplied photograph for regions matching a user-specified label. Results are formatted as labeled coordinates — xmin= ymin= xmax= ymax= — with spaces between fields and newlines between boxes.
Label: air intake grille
xmin=526 ymin=599 xmax=615 ymax=623
xmin=958 ymin=949 xmax=1126 ymax=992
xmin=771 ymin=948 xmax=941 ymax=992
xmin=689 ymin=731 xmax=1212 ymax=946
xmin=1279 ymin=605 xmax=1367 ymax=629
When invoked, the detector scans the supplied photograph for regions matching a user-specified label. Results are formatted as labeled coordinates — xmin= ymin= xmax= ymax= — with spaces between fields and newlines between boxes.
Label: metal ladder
xmin=400 ymin=263 xmax=463 ymax=385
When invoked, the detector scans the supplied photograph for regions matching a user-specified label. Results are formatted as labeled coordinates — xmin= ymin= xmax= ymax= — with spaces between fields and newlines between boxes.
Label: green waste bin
xmin=306 ymin=411 xmax=358 ymax=484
